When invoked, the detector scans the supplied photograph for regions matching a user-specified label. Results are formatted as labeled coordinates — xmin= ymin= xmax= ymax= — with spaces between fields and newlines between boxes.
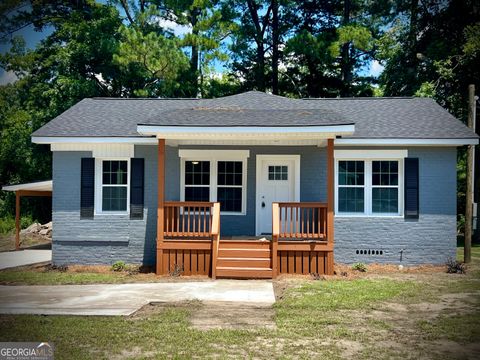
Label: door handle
xmin=261 ymin=202 xmax=265 ymax=208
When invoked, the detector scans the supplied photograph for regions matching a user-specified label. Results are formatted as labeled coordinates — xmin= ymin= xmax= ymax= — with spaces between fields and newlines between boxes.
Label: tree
xmin=113 ymin=25 xmax=189 ymax=97
xmin=283 ymin=0 xmax=383 ymax=97
xmin=0 ymin=1 xmax=124 ymax=220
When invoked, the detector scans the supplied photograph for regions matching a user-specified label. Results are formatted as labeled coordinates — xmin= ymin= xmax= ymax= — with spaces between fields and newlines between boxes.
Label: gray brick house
xmin=30 ymin=91 xmax=478 ymax=278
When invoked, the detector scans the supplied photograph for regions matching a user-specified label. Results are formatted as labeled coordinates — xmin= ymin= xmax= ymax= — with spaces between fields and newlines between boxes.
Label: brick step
xmin=219 ymin=240 xmax=271 ymax=250
xmin=216 ymin=257 xmax=271 ymax=268
xmin=218 ymin=249 xmax=271 ymax=258
xmin=215 ymin=267 xmax=273 ymax=279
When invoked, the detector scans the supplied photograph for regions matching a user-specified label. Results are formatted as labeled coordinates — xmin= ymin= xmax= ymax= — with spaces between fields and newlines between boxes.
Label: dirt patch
xmin=135 ymin=301 xmax=275 ymax=331
xmin=335 ymin=339 xmax=364 ymax=358
xmin=333 ymin=263 xmax=446 ymax=279
xmin=429 ymin=340 xmax=480 ymax=359
xmin=110 ymin=347 xmax=157 ymax=360
xmin=190 ymin=301 xmax=275 ymax=330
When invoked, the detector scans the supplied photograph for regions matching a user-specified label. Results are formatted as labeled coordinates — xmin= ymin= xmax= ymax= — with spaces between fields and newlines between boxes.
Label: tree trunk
xmin=256 ymin=43 xmax=266 ymax=91
xmin=340 ymin=0 xmax=351 ymax=97
xmin=190 ymin=7 xmax=200 ymax=96
xmin=246 ymin=0 xmax=267 ymax=92
xmin=272 ymin=0 xmax=279 ymax=94
xmin=465 ymin=84 xmax=476 ymax=263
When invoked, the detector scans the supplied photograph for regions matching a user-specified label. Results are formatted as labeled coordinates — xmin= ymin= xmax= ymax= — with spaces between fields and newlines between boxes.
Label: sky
xmin=0 ymin=24 xmax=53 ymax=85
xmin=0 ymin=19 xmax=385 ymax=86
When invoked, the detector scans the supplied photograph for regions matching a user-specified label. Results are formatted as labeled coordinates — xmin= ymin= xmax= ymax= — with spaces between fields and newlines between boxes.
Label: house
xmin=31 ymin=91 xmax=478 ymax=278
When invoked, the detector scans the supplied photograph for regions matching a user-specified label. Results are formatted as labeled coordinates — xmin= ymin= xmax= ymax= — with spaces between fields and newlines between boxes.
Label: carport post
xmin=15 ymin=191 xmax=20 ymax=250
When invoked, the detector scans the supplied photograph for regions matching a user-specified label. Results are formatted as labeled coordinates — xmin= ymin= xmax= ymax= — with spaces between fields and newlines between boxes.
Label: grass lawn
xmin=0 ymin=246 xmax=479 ymax=359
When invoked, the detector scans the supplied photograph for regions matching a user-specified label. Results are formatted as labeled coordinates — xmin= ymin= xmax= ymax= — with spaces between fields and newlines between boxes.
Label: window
xmin=268 ymin=165 xmax=288 ymax=180
xmin=99 ymin=160 xmax=129 ymax=212
xmin=372 ymin=161 xmax=399 ymax=213
xmin=179 ymin=150 xmax=249 ymax=215
xmin=338 ymin=161 xmax=365 ymax=213
xmin=217 ymin=161 xmax=243 ymax=212
xmin=185 ymin=161 xmax=210 ymax=202
xmin=335 ymin=156 xmax=403 ymax=216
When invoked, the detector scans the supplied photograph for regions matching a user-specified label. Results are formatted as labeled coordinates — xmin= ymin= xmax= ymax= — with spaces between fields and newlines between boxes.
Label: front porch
xmin=155 ymin=139 xmax=335 ymax=279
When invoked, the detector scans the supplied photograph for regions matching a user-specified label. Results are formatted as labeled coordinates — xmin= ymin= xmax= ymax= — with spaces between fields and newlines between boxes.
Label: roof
xmin=2 ymin=180 xmax=52 ymax=192
xmin=31 ymin=91 xmax=478 ymax=140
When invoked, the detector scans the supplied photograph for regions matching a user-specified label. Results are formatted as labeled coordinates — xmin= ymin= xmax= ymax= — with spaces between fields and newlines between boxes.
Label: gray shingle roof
xmin=32 ymin=91 xmax=477 ymax=139
xmin=140 ymin=108 xmax=351 ymax=127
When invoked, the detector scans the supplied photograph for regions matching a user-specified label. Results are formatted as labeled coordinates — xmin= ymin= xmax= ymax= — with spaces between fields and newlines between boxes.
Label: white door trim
xmin=255 ymin=155 xmax=301 ymax=236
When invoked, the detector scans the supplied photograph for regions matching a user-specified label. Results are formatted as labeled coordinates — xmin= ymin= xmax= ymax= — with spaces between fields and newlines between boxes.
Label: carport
xmin=2 ymin=180 xmax=52 ymax=250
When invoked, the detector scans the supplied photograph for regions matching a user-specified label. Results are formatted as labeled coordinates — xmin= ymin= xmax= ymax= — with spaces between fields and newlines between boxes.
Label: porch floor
xmin=220 ymin=236 xmax=272 ymax=241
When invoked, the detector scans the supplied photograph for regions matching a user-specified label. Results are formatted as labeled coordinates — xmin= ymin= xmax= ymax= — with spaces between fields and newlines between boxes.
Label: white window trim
xmin=95 ymin=158 xmax=130 ymax=215
xmin=179 ymin=150 xmax=249 ymax=215
xmin=334 ymin=155 xmax=405 ymax=218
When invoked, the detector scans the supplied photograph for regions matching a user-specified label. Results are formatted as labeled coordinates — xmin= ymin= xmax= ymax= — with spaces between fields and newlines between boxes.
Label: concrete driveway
xmin=0 ymin=280 xmax=276 ymax=316
xmin=0 ymin=250 xmax=51 ymax=270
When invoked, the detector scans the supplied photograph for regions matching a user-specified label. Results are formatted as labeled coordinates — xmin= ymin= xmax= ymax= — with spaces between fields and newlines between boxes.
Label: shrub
xmin=45 ymin=264 xmax=68 ymax=272
xmin=446 ymin=258 xmax=466 ymax=274
xmin=0 ymin=215 xmax=37 ymax=234
xmin=0 ymin=217 xmax=15 ymax=235
xmin=169 ymin=263 xmax=184 ymax=277
xmin=125 ymin=264 xmax=140 ymax=275
xmin=311 ymin=272 xmax=326 ymax=280
xmin=111 ymin=261 xmax=127 ymax=272
xmin=20 ymin=215 xmax=35 ymax=230
xmin=352 ymin=262 xmax=367 ymax=272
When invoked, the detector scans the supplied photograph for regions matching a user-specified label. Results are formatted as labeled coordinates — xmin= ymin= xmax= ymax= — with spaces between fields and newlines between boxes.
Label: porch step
xmin=218 ymin=249 xmax=271 ymax=258
xmin=215 ymin=239 xmax=273 ymax=279
xmin=219 ymin=240 xmax=271 ymax=250
xmin=216 ymin=257 xmax=271 ymax=268
xmin=216 ymin=267 xmax=273 ymax=279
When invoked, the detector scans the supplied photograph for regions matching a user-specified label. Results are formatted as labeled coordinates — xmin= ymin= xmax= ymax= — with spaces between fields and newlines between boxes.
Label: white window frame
xmin=334 ymin=150 xmax=406 ymax=217
xmin=179 ymin=150 xmax=249 ymax=215
xmin=95 ymin=158 xmax=130 ymax=215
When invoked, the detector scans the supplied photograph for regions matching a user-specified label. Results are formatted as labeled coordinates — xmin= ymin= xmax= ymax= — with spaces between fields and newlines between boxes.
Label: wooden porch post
xmin=156 ymin=139 xmax=165 ymax=274
xmin=326 ymin=138 xmax=335 ymax=274
xmin=15 ymin=191 xmax=20 ymax=251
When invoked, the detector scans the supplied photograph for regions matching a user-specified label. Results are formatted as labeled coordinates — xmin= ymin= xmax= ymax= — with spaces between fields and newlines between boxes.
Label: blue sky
xmin=0 ymin=22 xmax=384 ymax=86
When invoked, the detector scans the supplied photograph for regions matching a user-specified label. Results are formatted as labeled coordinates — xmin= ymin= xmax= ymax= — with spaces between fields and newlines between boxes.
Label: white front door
xmin=256 ymin=155 xmax=300 ymax=235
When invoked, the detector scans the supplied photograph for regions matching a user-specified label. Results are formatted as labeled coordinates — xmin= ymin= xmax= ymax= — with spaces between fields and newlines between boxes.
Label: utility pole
xmin=465 ymin=84 xmax=475 ymax=263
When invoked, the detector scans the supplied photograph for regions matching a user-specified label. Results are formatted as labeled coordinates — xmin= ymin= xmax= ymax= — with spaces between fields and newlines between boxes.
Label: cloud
xmin=0 ymin=70 xmax=18 ymax=85
xmin=370 ymin=60 xmax=384 ymax=77
xmin=155 ymin=18 xmax=192 ymax=36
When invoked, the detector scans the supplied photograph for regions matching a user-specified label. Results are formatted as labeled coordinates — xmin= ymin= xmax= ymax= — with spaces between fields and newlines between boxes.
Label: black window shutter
xmin=80 ymin=158 xmax=95 ymax=219
xmin=130 ymin=158 xmax=145 ymax=219
xmin=404 ymin=158 xmax=419 ymax=219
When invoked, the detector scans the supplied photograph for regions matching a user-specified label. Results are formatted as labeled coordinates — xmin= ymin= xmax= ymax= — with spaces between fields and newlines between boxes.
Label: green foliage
xmin=329 ymin=25 xmax=373 ymax=57
xmin=114 ymin=26 xmax=189 ymax=96
xmin=351 ymin=262 xmax=367 ymax=272
xmin=111 ymin=261 xmax=127 ymax=272
xmin=463 ymin=23 xmax=480 ymax=56
xmin=414 ymin=82 xmax=436 ymax=98
xmin=0 ymin=217 xmax=15 ymax=235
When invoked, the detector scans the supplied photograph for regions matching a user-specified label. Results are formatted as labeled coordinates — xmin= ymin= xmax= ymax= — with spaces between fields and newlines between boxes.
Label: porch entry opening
xmin=256 ymin=155 xmax=300 ymax=235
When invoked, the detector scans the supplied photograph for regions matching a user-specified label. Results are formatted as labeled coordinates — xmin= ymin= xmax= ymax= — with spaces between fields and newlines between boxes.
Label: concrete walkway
xmin=0 ymin=280 xmax=276 ymax=316
xmin=0 ymin=250 xmax=51 ymax=270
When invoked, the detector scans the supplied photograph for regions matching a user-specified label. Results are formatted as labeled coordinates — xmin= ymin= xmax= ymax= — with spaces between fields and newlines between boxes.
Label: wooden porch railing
xmin=275 ymin=202 xmax=328 ymax=240
xmin=158 ymin=201 xmax=220 ymax=276
xmin=272 ymin=202 xmax=333 ymax=277
xmin=164 ymin=201 xmax=217 ymax=239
